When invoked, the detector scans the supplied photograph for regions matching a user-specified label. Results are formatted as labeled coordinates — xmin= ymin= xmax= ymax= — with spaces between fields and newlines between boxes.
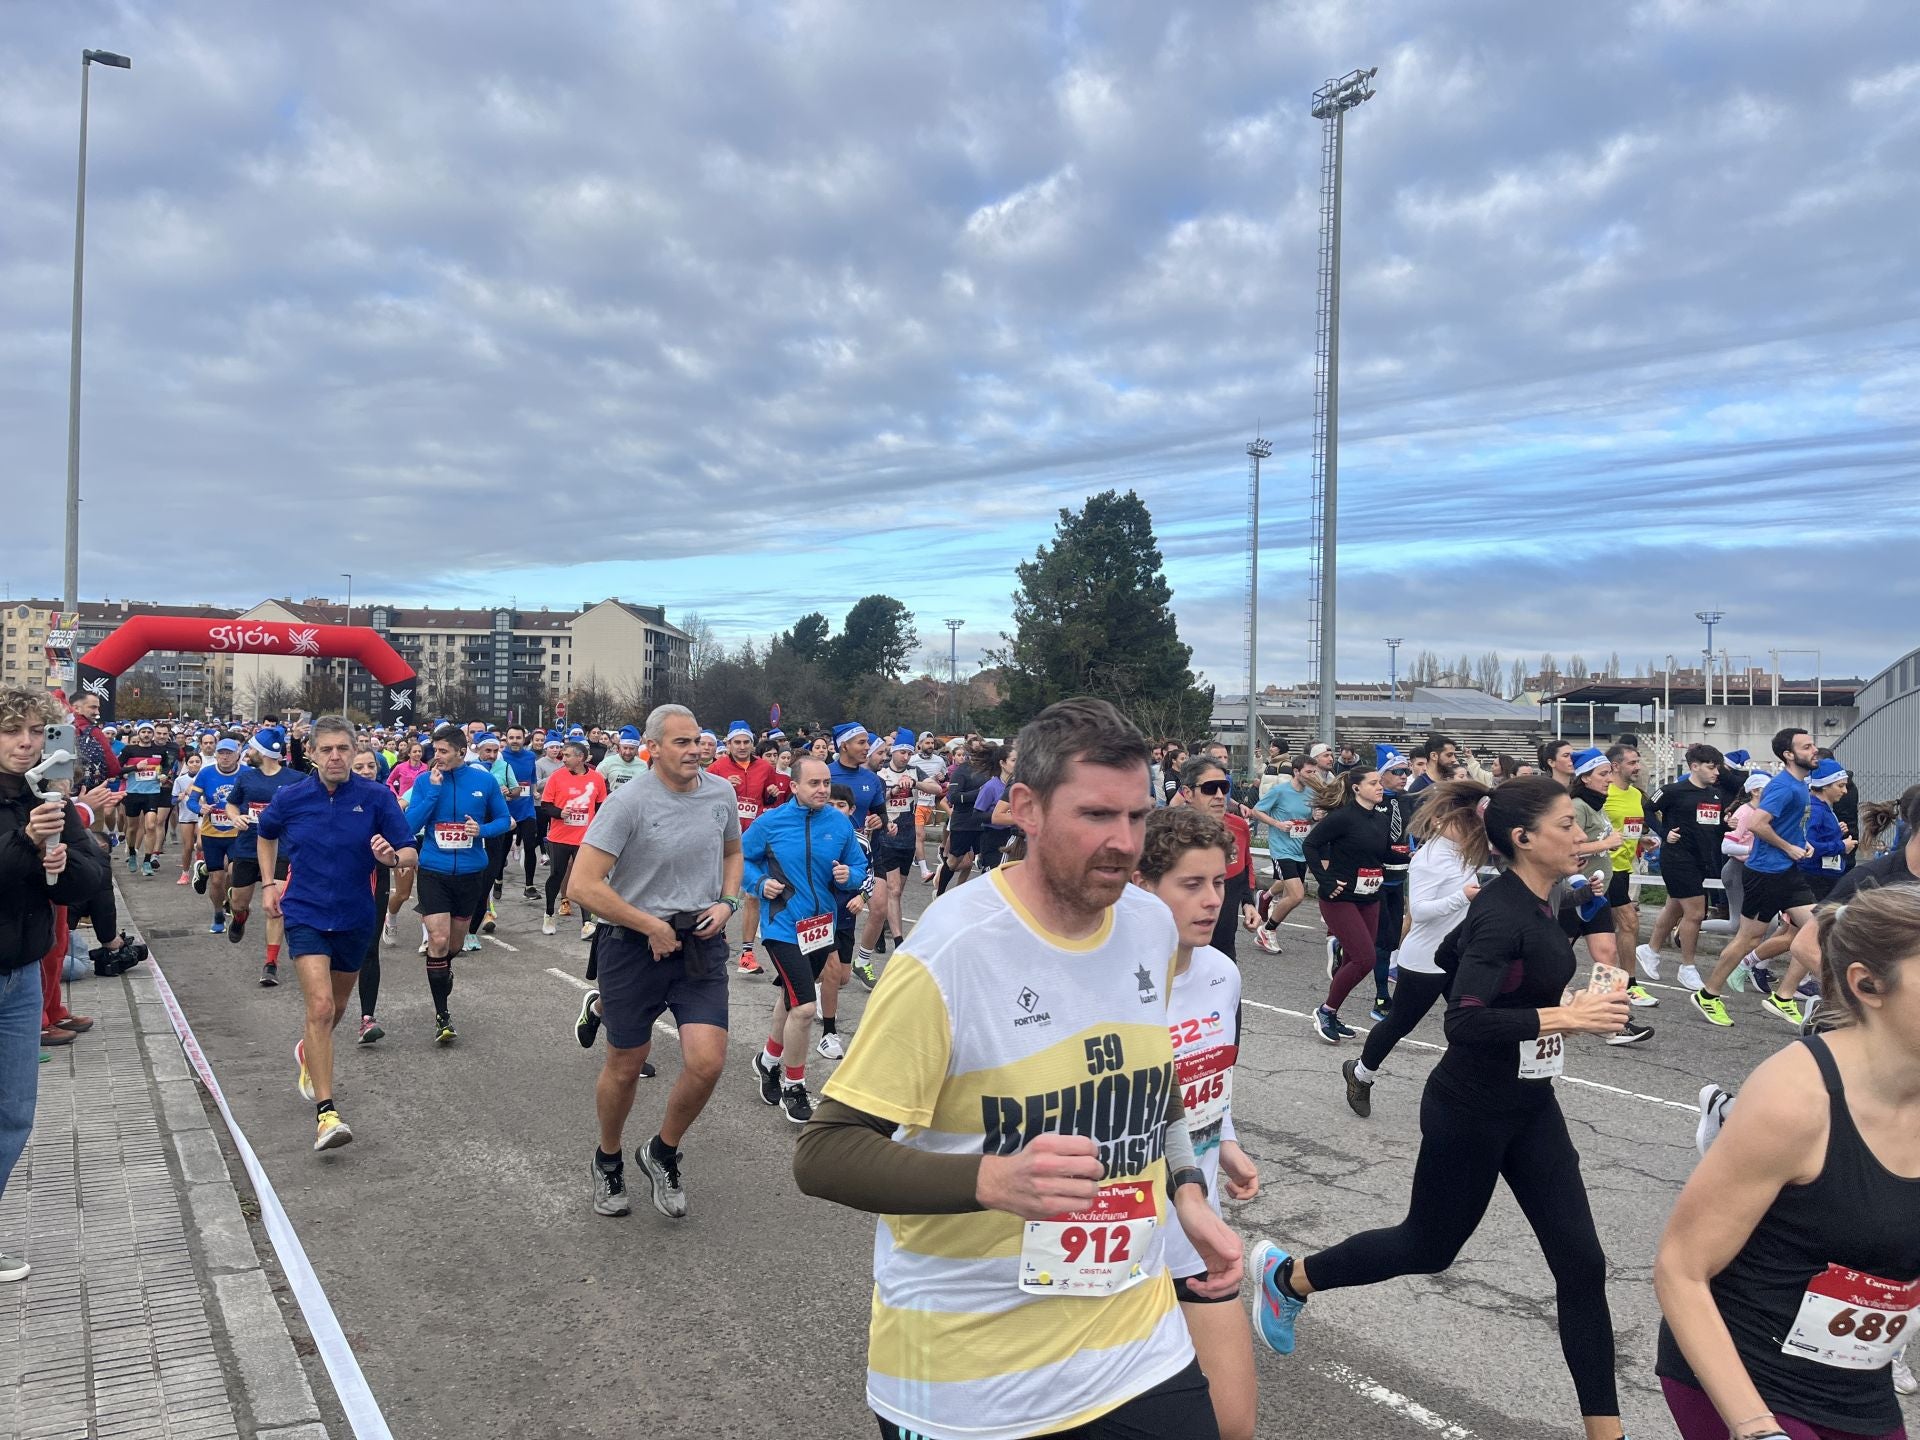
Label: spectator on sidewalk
xmin=3 ymin=686 xmax=110 ymax=1282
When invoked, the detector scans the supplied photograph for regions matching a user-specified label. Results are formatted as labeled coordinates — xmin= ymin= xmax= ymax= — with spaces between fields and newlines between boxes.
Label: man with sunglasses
xmin=1178 ymin=756 xmax=1259 ymax=961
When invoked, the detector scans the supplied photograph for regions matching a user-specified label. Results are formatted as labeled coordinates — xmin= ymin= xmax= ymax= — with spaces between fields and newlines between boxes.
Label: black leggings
xmin=514 ymin=816 xmax=541 ymax=887
xmin=875 ymin=1358 xmax=1218 ymax=1440
xmin=359 ymin=867 xmax=390 ymax=1017
xmin=1306 ymin=1083 xmax=1617 ymax=1416
xmin=469 ymin=831 xmax=512 ymax=929
xmin=547 ymin=843 xmax=579 ymax=916
xmin=1358 ymin=969 xmax=1449 ymax=1073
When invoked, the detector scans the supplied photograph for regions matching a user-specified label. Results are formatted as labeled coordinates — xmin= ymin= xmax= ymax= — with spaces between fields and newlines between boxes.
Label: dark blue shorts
xmin=596 ymin=927 xmax=729 ymax=1048
xmin=201 ymin=836 xmax=234 ymax=872
xmin=283 ymin=924 xmax=375 ymax=974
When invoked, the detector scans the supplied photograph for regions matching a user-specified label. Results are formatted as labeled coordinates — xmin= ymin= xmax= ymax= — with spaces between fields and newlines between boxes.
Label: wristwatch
xmin=1172 ymin=1166 xmax=1207 ymax=1198
xmin=720 ymin=894 xmax=742 ymax=914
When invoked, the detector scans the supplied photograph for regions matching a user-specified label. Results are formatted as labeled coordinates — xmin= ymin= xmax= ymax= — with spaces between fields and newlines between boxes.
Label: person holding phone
xmin=564 ymin=704 xmax=743 ymax=1221
xmin=1249 ymin=776 xmax=1635 ymax=1440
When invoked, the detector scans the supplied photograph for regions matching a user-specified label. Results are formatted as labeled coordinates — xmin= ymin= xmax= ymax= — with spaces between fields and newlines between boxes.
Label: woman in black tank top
xmin=1654 ymin=885 xmax=1920 ymax=1440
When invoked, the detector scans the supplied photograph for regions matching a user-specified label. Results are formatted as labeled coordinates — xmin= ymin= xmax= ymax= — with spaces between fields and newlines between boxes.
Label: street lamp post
xmin=944 ymin=620 xmax=964 ymax=732
xmin=64 ymin=47 xmax=132 ymax=626
xmin=340 ymin=573 xmax=353 ymax=716
xmin=1694 ymin=609 xmax=1724 ymax=705
xmin=1385 ymin=637 xmax=1402 ymax=704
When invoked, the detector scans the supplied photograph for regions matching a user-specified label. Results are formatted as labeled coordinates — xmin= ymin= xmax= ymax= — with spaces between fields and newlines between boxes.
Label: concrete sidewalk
xmin=0 ymin=942 xmax=336 ymax=1440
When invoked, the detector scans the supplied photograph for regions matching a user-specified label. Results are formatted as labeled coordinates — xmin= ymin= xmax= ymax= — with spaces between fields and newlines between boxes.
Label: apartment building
xmin=4 ymin=599 xmax=240 ymax=710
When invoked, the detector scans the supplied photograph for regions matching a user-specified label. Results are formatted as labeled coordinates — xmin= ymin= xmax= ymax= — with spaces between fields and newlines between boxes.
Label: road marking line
xmin=543 ymin=967 xmax=678 ymax=1037
xmin=1313 ymin=1361 xmax=1478 ymax=1438
xmin=484 ymin=935 xmax=518 ymax=952
xmin=1240 ymin=997 xmax=1701 ymax=1113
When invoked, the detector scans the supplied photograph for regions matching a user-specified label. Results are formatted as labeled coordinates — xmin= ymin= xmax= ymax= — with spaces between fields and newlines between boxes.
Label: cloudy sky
xmin=5 ymin=1 xmax=1917 ymax=694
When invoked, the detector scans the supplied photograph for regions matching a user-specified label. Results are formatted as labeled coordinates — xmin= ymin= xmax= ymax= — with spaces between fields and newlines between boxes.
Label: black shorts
xmin=1658 ymin=853 xmax=1708 ymax=900
xmin=416 ymin=868 xmax=489 ymax=919
xmin=228 ymin=854 xmax=290 ymax=890
xmin=1558 ymin=897 xmax=1613 ymax=939
xmin=1605 ymin=870 xmax=1633 ymax=908
xmin=1740 ymin=864 xmax=1814 ymax=922
xmin=1173 ymin=1272 xmax=1236 ymax=1305
xmin=1269 ymin=857 xmax=1306 ymax=882
xmin=597 ymin=926 xmax=729 ymax=1046
xmin=876 ymin=1358 xmax=1217 ymax=1440
xmin=122 ymin=792 xmax=168 ymax=816
xmin=873 ymin=845 xmax=915 ymax=878
xmin=945 ymin=827 xmax=982 ymax=857
xmin=764 ymin=937 xmax=828 ymax=1008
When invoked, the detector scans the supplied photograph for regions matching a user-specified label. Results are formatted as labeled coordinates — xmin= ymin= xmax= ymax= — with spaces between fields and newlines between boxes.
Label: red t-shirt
xmin=1225 ymin=813 xmax=1252 ymax=882
xmin=760 ymin=770 xmax=793 ymax=810
xmin=542 ymin=768 xmax=607 ymax=846
xmin=709 ymin=755 xmax=778 ymax=828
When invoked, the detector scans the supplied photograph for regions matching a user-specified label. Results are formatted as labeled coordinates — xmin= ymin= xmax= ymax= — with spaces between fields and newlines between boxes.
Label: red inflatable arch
xmin=77 ymin=615 xmax=417 ymax=724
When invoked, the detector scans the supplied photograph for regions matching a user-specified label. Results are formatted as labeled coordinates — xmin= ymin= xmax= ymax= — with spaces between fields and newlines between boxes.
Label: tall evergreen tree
xmin=829 ymin=596 xmax=918 ymax=684
xmin=993 ymin=490 xmax=1212 ymax=735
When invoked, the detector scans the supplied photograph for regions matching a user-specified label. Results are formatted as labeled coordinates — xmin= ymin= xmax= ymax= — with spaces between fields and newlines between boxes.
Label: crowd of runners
xmin=3 ymin=683 xmax=1917 ymax=1440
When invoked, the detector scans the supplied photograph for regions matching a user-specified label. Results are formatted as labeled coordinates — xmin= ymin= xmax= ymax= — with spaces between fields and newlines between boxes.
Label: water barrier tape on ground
xmin=146 ymin=952 xmax=395 ymax=1440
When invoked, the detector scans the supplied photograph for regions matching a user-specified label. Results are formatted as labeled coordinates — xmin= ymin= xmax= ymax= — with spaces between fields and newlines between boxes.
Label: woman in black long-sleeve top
xmin=1248 ymin=777 xmax=1639 ymax=1440
xmin=1302 ymin=769 xmax=1393 ymax=1043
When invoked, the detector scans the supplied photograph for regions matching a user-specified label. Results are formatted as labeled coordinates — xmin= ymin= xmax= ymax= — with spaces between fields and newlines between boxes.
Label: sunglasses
xmin=1194 ymin=779 xmax=1232 ymax=796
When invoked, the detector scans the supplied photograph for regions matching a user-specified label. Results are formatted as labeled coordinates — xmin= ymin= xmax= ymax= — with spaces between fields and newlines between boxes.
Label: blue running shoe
xmin=1248 ymin=1240 xmax=1306 ymax=1355
xmin=209 ymin=917 xmax=225 ymax=935
xmin=1312 ymin=1006 xmax=1341 ymax=1045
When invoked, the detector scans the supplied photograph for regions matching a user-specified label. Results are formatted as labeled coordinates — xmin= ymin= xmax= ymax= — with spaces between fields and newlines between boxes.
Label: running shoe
xmin=209 ymin=917 xmax=225 ymax=936
xmin=380 ymin=919 xmax=395 ymax=945
xmin=1247 ymin=1241 xmax=1306 ymax=1356
xmin=780 ymin=1083 xmax=813 ymax=1125
xmin=852 ymin=957 xmax=878 ymax=990
xmin=313 ymin=1110 xmax=353 ymax=1152
xmin=1311 ymin=1006 xmax=1341 ymax=1045
xmin=1800 ymin=998 xmax=1823 ymax=1034
xmin=259 ymin=962 xmax=278 ymax=988
xmin=815 ymin=1033 xmax=846 ymax=1061
xmin=1331 ymin=1013 xmax=1357 ymax=1039
xmin=176 ymin=870 xmax=190 ymax=886
xmin=580 ymin=921 xmax=597 ymax=942
xmin=1689 ymin=991 xmax=1731 ymax=1027
xmin=295 ymin=1040 xmax=315 ymax=1101
xmin=639 ymin=1139 xmax=688 ymax=1219
xmin=754 ymin=1052 xmax=782 ymax=1107
xmin=1606 ymin=1020 xmax=1654 ymax=1046
xmin=480 ymin=914 xmax=496 ymax=936
xmin=638 ymin=1061 xmax=657 ymax=1079
xmin=558 ymin=897 xmax=572 ymax=917
xmin=228 ymin=911 xmax=248 ymax=945
xmin=0 ymin=1252 xmax=29 ymax=1283
xmin=1676 ymin=963 xmax=1703 ymax=992
xmin=1634 ymin=943 xmax=1661 ymax=980
xmin=593 ymin=1159 xmax=631 ymax=1217
xmin=357 ymin=1016 xmax=383 ymax=1045
xmin=1695 ymin=1083 xmax=1732 ymax=1155
xmin=1726 ymin=957 xmax=1753 ymax=993
xmin=142 ymin=860 xmax=157 ymax=878
xmin=417 ymin=936 xmax=430 ymax=955
xmin=1253 ymin=925 xmax=1281 ymax=955
xmin=127 ymin=851 xmax=139 ymax=873
xmin=737 ymin=947 xmax=760 ymax=975
xmin=1369 ymin=996 xmax=1391 ymax=1022
xmin=1341 ymin=1059 xmax=1372 ymax=1118
xmin=523 ymin=884 xmax=540 ymax=901
xmin=1626 ymin=985 xmax=1658 ymax=1008
xmin=1749 ymin=964 xmax=1776 ymax=997
xmin=917 ymin=861 xmax=934 ymax=881
xmin=1760 ymin=992 xmax=1804 ymax=1028
xmin=462 ymin=935 xmax=483 ymax=953
xmin=1796 ymin=977 xmax=1820 ymax=999
xmin=542 ymin=916 xmax=557 ymax=936
xmin=1325 ymin=937 xmax=1340 ymax=980
xmin=434 ymin=1013 xmax=457 ymax=1046
xmin=1892 ymin=1351 xmax=1916 ymax=1396
xmin=193 ymin=860 xmax=210 ymax=893
xmin=575 ymin=990 xmax=601 ymax=1049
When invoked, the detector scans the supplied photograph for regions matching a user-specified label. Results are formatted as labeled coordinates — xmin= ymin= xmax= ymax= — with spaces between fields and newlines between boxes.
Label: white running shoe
xmin=580 ymin=920 xmax=597 ymax=941
xmin=542 ymin=916 xmax=557 ymax=936
xmin=1252 ymin=925 xmax=1281 ymax=955
xmin=1892 ymin=1350 xmax=1916 ymax=1396
xmin=1634 ymin=943 xmax=1662 ymax=980
xmin=1695 ymin=1083 xmax=1733 ymax=1156
xmin=1677 ymin=964 xmax=1704 ymax=992
xmin=815 ymin=1032 xmax=846 ymax=1061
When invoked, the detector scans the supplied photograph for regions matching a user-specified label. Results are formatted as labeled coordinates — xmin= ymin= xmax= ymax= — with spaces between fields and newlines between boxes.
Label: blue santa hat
xmin=892 ymin=727 xmax=916 ymax=752
xmin=832 ymin=722 xmax=866 ymax=748
xmin=1374 ymin=745 xmax=1411 ymax=773
xmin=567 ymin=726 xmax=586 ymax=740
xmin=248 ymin=727 xmax=286 ymax=760
xmin=1808 ymin=759 xmax=1849 ymax=788
xmin=1723 ymin=750 xmax=1751 ymax=767
xmin=617 ymin=725 xmax=641 ymax=743
xmin=1572 ymin=747 xmax=1608 ymax=776
xmin=727 ymin=720 xmax=753 ymax=738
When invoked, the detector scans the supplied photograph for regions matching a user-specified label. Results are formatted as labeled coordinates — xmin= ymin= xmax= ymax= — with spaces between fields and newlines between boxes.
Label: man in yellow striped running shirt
xmin=796 ymin=698 xmax=1242 ymax=1440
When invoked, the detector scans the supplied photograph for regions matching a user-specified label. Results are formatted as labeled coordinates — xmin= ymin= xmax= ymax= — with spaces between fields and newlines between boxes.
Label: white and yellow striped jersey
xmin=825 ymin=865 xmax=1192 ymax=1440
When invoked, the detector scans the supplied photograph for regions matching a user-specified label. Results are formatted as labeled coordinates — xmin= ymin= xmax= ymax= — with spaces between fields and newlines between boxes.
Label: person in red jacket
xmin=709 ymin=721 xmax=777 ymax=974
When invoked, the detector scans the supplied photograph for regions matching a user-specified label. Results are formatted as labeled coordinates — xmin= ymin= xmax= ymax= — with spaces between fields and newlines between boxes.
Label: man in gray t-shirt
xmin=582 ymin=768 xmax=739 ymax=913
xmin=566 ymin=705 xmax=744 ymax=1222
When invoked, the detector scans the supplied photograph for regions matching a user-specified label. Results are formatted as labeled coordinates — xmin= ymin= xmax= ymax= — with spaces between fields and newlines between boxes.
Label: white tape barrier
xmin=146 ymin=956 xmax=394 ymax=1440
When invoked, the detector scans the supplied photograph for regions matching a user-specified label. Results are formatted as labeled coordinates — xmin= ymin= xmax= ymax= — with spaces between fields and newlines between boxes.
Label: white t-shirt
xmin=1398 ymin=834 xmax=1478 ymax=976
xmin=1163 ymin=945 xmax=1240 ymax=1281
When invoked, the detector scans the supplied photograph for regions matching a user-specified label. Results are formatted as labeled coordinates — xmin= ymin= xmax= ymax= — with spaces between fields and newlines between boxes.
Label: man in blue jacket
xmin=405 ymin=724 xmax=510 ymax=1044
xmin=741 ymin=756 xmax=867 ymax=1123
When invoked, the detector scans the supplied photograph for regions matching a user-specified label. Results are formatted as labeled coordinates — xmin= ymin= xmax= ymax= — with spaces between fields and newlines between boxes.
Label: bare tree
xmin=1604 ymin=651 xmax=1622 ymax=679
xmin=1508 ymin=658 xmax=1529 ymax=699
xmin=1474 ymin=651 xmax=1504 ymax=694
xmin=680 ymin=611 xmax=724 ymax=679
xmin=1568 ymin=653 xmax=1589 ymax=681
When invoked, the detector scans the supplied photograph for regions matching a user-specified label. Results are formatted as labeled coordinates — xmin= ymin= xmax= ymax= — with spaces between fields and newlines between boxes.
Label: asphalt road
xmin=115 ymin=850 xmax=1912 ymax=1440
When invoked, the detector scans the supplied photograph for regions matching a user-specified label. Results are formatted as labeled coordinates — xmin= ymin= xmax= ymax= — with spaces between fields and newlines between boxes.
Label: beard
xmin=1034 ymin=840 xmax=1135 ymax=924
